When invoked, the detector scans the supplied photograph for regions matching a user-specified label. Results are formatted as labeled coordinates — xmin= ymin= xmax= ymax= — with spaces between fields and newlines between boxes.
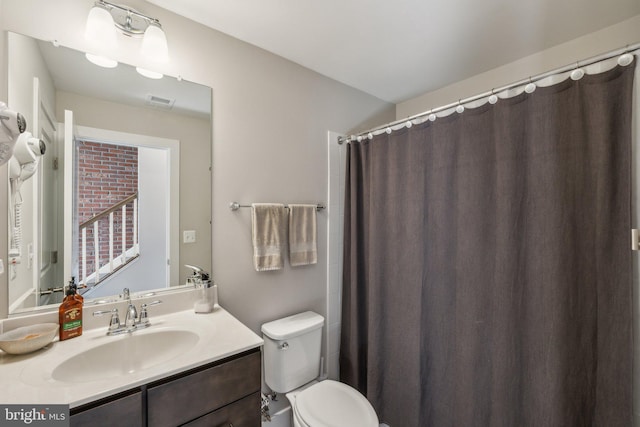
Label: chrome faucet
xmin=122 ymin=288 xmax=138 ymax=329
xmin=93 ymin=288 xmax=162 ymax=335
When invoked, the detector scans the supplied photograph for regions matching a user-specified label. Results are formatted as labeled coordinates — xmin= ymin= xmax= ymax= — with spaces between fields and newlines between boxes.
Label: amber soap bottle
xmin=59 ymin=283 xmax=83 ymax=341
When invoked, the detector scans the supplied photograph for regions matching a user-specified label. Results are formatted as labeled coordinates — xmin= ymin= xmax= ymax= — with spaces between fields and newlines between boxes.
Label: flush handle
xmin=279 ymin=342 xmax=289 ymax=351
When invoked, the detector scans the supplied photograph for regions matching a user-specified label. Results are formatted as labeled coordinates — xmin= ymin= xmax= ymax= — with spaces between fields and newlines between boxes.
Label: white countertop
xmin=0 ymin=307 xmax=263 ymax=408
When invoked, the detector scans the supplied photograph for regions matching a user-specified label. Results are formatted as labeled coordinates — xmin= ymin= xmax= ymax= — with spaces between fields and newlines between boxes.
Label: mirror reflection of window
xmin=73 ymin=133 xmax=174 ymax=301
xmin=76 ymin=140 xmax=139 ymax=294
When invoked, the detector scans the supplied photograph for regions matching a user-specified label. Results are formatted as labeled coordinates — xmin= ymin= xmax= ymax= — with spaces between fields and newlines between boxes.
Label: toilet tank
xmin=262 ymin=311 xmax=324 ymax=393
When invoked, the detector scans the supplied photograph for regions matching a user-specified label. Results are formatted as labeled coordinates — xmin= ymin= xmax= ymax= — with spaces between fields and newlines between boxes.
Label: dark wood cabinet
xmin=147 ymin=349 xmax=261 ymax=427
xmin=181 ymin=392 xmax=260 ymax=427
xmin=70 ymin=390 xmax=142 ymax=427
xmin=70 ymin=348 xmax=261 ymax=427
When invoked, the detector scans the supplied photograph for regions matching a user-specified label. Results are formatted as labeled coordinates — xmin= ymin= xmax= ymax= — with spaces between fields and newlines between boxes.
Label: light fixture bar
xmin=95 ymin=0 xmax=162 ymax=37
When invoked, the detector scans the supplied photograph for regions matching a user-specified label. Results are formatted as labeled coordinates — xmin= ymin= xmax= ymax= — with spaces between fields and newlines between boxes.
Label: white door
xmin=34 ymin=78 xmax=60 ymax=303
xmin=61 ymin=109 xmax=75 ymax=290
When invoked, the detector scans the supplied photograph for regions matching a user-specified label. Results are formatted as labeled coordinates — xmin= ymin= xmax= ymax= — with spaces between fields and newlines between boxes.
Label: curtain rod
xmin=338 ymin=41 xmax=640 ymax=144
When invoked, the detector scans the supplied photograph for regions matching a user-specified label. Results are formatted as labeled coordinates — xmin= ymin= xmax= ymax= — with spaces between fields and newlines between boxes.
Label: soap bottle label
xmin=60 ymin=307 xmax=83 ymax=340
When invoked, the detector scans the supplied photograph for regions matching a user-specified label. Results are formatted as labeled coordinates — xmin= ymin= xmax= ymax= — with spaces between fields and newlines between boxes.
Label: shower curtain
xmin=340 ymin=63 xmax=635 ymax=426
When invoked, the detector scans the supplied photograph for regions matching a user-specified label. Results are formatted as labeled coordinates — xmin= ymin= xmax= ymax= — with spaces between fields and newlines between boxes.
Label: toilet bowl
xmin=287 ymin=380 xmax=378 ymax=427
xmin=262 ymin=311 xmax=379 ymax=427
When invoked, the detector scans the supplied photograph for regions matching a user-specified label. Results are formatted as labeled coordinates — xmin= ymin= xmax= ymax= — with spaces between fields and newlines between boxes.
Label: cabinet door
xmin=147 ymin=351 xmax=261 ymax=427
xmin=70 ymin=390 xmax=142 ymax=427
xmin=183 ymin=392 xmax=261 ymax=427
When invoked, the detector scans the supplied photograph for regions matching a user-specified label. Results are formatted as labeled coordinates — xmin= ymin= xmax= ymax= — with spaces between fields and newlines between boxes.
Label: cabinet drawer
xmin=70 ymin=390 xmax=142 ymax=427
xmin=147 ymin=350 xmax=261 ymax=427
xmin=182 ymin=392 xmax=261 ymax=427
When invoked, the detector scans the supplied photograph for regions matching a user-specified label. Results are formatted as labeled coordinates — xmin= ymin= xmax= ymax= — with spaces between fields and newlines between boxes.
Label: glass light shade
xmin=84 ymin=5 xmax=117 ymax=49
xmin=85 ymin=53 xmax=118 ymax=68
xmin=141 ymin=23 xmax=169 ymax=63
xmin=136 ymin=67 xmax=164 ymax=79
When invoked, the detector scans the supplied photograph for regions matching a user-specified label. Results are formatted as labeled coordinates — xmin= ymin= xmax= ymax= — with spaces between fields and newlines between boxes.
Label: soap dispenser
xmin=186 ymin=265 xmax=218 ymax=313
xmin=194 ymin=272 xmax=215 ymax=313
xmin=59 ymin=280 xmax=83 ymax=340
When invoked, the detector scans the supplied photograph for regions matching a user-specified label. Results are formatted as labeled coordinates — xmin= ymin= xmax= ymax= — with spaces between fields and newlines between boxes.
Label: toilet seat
xmin=294 ymin=380 xmax=379 ymax=427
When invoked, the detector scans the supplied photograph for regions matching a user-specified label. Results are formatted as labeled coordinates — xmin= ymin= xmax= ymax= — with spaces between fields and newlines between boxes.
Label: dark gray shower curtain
xmin=340 ymin=64 xmax=635 ymax=427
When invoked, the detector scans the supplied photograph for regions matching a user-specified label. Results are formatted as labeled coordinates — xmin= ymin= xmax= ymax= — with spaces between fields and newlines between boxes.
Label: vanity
xmin=0 ymin=294 xmax=263 ymax=427
xmin=72 ymin=348 xmax=260 ymax=427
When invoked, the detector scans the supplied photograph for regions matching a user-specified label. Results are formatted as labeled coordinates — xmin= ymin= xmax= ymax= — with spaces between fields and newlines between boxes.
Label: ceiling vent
xmin=145 ymin=94 xmax=175 ymax=110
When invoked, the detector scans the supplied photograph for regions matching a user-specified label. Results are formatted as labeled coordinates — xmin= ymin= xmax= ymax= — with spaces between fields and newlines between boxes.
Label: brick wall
xmin=77 ymin=140 xmax=138 ymax=280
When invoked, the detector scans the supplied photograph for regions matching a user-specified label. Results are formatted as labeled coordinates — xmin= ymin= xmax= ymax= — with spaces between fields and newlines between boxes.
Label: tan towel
xmin=251 ymin=203 xmax=287 ymax=271
xmin=288 ymin=204 xmax=318 ymax=267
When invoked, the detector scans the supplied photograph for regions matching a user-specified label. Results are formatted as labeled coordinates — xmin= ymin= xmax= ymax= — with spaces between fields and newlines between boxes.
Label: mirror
xmin=6 ymin=31 xmax=212 ymax=315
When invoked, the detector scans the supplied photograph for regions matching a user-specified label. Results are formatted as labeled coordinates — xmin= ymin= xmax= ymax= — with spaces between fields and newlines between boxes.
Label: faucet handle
xmin=142 ymin=300 xmax=163 ymax=307
xmin=93 ymin=308 xmax=121 ymax=334
xmin=138 ymin=300 xmax=163 ymax=327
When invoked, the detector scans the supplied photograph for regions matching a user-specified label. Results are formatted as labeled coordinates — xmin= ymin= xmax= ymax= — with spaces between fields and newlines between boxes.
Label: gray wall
xmin=397 ymin=14 xmax=640 ymax=118
xmin=0 ymin=0 xmax=395 ymax=334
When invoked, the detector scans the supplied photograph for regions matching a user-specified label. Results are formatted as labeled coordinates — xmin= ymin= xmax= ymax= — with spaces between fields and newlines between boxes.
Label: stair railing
xmin=79 ymin=193 xmax=139 ymax=289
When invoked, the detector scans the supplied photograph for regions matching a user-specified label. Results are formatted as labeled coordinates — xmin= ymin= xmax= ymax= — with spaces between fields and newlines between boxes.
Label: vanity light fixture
xmin=84 ymin=0 xmax=169 ymax=77
xmin=136 ymin=67 xmax=164 ymax=80
xmin=85 ymin=53 xmax=118 ymax=69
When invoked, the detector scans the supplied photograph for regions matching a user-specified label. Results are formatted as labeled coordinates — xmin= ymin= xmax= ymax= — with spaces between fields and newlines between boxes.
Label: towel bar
xmin=229 ymin=202 xmax=325 ymax=211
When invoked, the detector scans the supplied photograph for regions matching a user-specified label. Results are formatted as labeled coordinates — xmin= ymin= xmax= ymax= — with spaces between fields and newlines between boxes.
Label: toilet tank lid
xmin=262 ymin=311 xmax=324 ymax=340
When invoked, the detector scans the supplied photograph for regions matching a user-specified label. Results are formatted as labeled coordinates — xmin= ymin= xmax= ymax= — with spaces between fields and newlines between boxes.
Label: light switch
xmin=183 ymin=230 xmax=196 ymax=243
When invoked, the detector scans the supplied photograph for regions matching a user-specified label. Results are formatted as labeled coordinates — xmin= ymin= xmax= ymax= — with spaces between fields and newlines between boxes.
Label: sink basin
xmin=51 ymin=329 xmax=199 ymax=383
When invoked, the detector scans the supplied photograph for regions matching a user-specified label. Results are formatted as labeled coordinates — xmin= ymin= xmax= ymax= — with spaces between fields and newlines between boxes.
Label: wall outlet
xmin=183 ymin=230 xmax=196 ymax=243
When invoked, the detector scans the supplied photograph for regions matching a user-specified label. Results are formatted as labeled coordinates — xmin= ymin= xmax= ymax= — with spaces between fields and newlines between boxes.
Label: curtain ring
xmin=618 ymin=47 xmax=634 ymax=66
xmin=488 ymin=88 xmax=498 ymax=105
xmin=571 ymin=61 xmax=585 ymax=80
xmin=456 ymin=99 xmax=465 ymax=114
xmin=525 ymin=77 xmax=536 ymax=94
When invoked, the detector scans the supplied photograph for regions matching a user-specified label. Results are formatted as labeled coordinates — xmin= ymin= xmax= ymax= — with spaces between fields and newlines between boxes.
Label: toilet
xmin=262 ymin=311 xmax=379 ymax=427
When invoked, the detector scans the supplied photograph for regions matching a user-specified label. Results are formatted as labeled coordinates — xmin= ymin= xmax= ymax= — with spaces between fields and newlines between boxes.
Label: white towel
xmin=288 ymin=204 xmax=318 ymax=267
xmin=251 ymin=203 xmax=287 ymax=271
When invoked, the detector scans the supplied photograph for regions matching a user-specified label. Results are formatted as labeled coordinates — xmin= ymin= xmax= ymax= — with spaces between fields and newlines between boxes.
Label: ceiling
xmin=146 ymin=0 xmax=640 ymax=104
